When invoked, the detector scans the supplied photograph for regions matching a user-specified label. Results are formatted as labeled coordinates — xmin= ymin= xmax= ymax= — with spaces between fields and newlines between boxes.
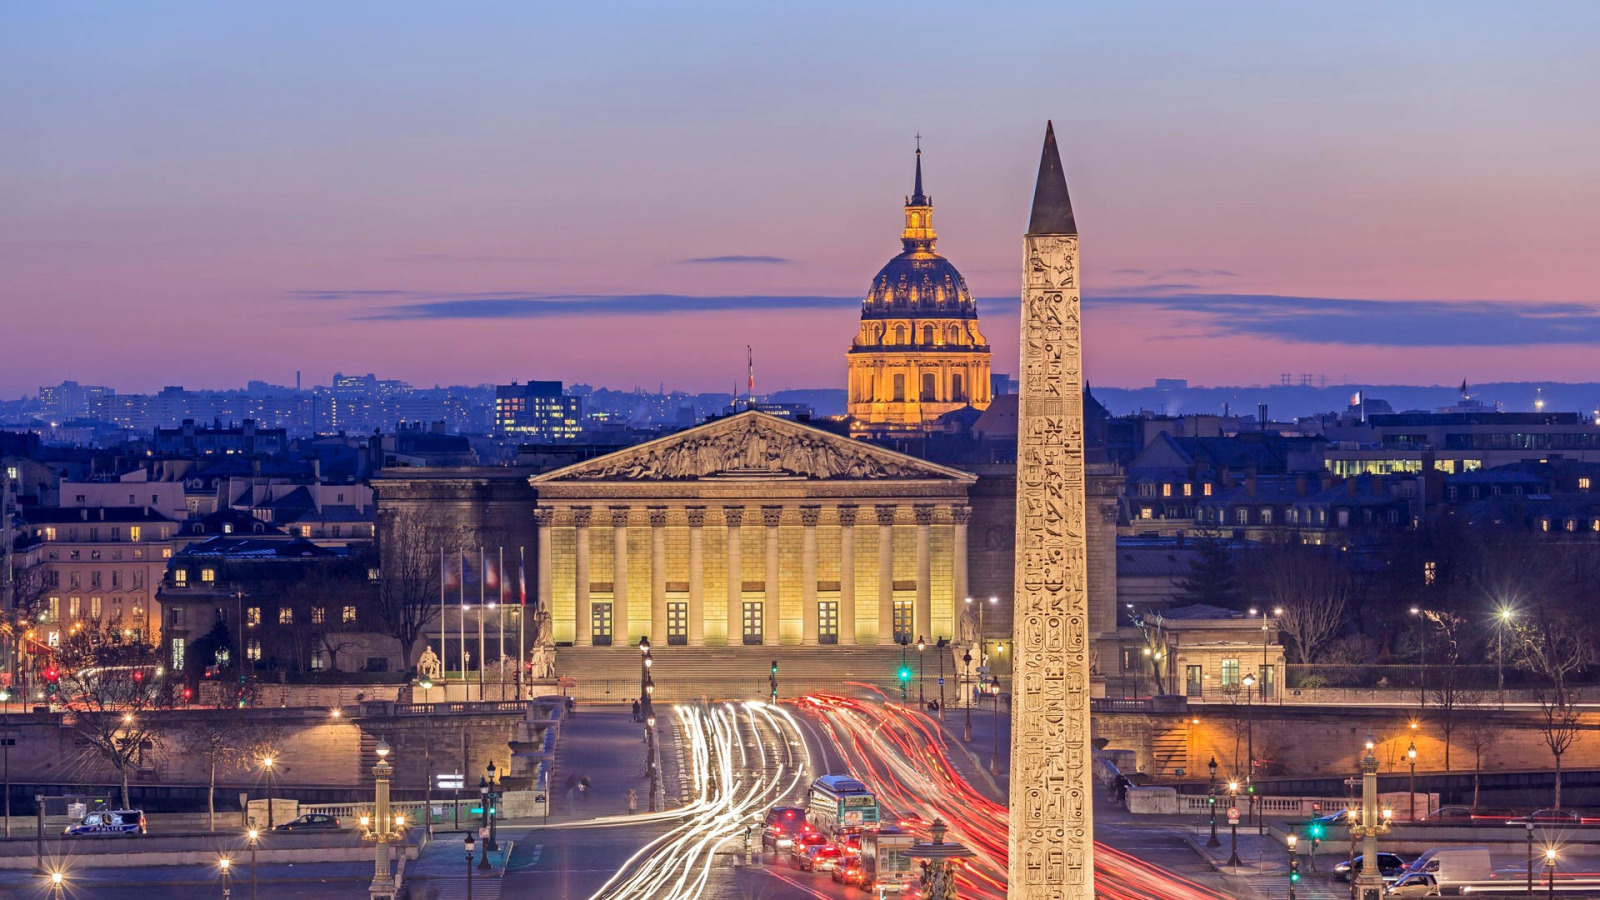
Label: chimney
xmin=1175 ymin=531 xmax=1186 ymax=548
xmin=1245 ymin=471 xmax=1257 ymax=498
xmin=1258 ymin=403 xmax=1269 ymax=428
xmin=1295 ymin=475 xmax=1307 ymax=497
xmin=1321 ymin=474 xmax=1335 ymax=492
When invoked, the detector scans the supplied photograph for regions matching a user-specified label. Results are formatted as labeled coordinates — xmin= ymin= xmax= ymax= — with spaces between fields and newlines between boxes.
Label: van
xmin=64 ymin=809 xmax=146 ymax=837
xmin=1404 ymin=847 xmax=1493 ymax=891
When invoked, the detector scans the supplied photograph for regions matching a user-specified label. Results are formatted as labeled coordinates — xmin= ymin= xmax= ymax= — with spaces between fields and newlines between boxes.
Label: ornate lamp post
xmin=363 ymin=739 xmax=403 ymax=900
xmin=961 ymin=649 xmax=973 ymax=741
xmin=260 ymin=754 xmax=277 ymax=831
xmin=935 ymin=637 xmax=948 ymax=721
xmin=1206 ymin=757 xmax=1220 ymax=847
xmin=989 ymin=675 xmax=1001 ymax=777
xmin=219 ymin=856 xmax=232 ymax=900
xmin=1225 ymin=780 xmax=1242 ymax=868
xmin=1545 ymin=847 xmax=1557 ymax=900
xmin=479 ymin=761 xmax=501 ymax=858
xmin=1287 ymin=831 xmax=1300 ymax=900
xmin=911 ymin=818 xmax=975 ymax=900
xmin=899 ymin=635 xmax=910 ymax=703
xmin=1348 ymin=736 xmax=1393 ymax=900
xmin=419 ymin=676 xmax=434 ymax=832
xmin=1496 ymin=606 xmax=1514 ymax=710
xmin=246 ymin=828 xmax=260 ymax=900
xmin=1407 ymin=742 xmax=1418 ymax=822
xmin=464 ymin=833 xmax=475 ymax=900
xmin=1 ymin=686 xmax=10 ymax=837
xmin=645 ymin=714 xmax=659 ymax=813
xmin=1241 ymin=672 xmax=1257 ymax=828
xmin=917 ymin=636 xmax=927 ymax=705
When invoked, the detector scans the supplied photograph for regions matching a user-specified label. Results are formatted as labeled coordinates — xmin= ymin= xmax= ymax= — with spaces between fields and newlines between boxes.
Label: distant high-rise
xmin=495 ymin=381 xmax=582 ymax=441
xmin=847 ymin=145 xmax=993 ymax=432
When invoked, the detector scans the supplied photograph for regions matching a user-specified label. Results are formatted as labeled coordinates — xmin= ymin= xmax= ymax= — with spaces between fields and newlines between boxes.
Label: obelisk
xmin=1009 ymin=121 xmax=1093 ymax=898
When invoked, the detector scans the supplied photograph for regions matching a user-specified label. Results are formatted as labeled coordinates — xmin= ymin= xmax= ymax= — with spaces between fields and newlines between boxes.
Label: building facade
xmin=494 ymin=381 xmax=582 ymax=441
xmin=531 ymin=411 xmax=976 ymax=647
xmin=847 ymin=148 xmax=992 ymax=432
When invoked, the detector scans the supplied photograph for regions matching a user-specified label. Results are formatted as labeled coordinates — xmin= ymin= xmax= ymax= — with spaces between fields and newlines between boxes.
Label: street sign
xmin=438 ymin=772 xmax=465 ymax=790
xmin=977 ymin=666 xmax=991 ymax=676
xmin=1312 ymin=802 xmax=1322 ymax=812
xmin=1227 ymin=807 xmax=1239 ymax=822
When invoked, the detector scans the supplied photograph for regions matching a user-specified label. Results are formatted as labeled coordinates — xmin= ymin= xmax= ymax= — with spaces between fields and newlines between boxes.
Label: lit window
xmin=223 ymin=523 xmax=233 ymax=534
xmin=130 ymin=526 xmax=141 ymax=542
xmin=90 ymin=596 xmax=101 ymax=619
xmin=43 ymin=527 xmax=56 ymax=541
xmin=68 ymin=597 xmax=81 ymax=619
xmin=172 ymin=638 xmax=185 ymax=670
xmin=162 ymin=548 xmax=172 ymax=559
xmin=342 ymin=606 xmax=357 ymax=624
xmin=1423 ymin=561 xmax=1436 ymax=585
xmin=1220 ymin=658 xmax=1240 ymax=687
xmin=1140 ymin=507 xmax=1153 ymax=520
xmin=311 ymin=607 xmax=325 ymax=625
xmin=278 ymin=608 xmax=294 ymax=625
xmin=1581 ymin=477 xmax=1592 ymax=491
xmin=174 ymin=569 xmax=188 ymax=587
xmin=1183 ymin=484 xmax=1192 ymax=497
xmin=300 ymin=526 xmax=312 ymax=538
xmin=1203 ymin=484 xmax=1213 ymax=497
xmin=1162 ymin=484 xmax=1172 ymax=498
xmin=247 ymin=607 xmax=261 ymax=626
xmin=201 ymin=568 xmax=216 ymax=583
xmin=246 ymin=639 xmax=261 ymax=661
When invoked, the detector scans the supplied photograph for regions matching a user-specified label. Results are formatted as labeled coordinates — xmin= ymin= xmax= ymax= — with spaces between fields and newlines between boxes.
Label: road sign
xmin=977 ymin=666 xmax=991 ymax=676
xmin=438 ymin=772 xmax=465 ymax=790
xmin=1227 ymin=807 xmax=1240 ymax=823
xmin=1312 ymin=802 xmax=1322 ymax=812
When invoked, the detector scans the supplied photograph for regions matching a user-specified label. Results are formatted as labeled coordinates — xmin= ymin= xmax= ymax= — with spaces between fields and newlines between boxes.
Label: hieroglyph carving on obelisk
xmin=1009 ymin=120 xmax=1094 ymax=900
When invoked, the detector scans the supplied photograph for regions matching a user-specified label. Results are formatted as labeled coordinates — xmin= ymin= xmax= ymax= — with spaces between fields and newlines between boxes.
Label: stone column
xmin=951 ymin=505 xmax=971 ymax=641
xmin=838 ymin=506 xmax=858 ymax=646
xmin=533 ymin=508 xmax=554 ymax=635
xmin=875 ymin=504 xmax=896 ymax=644
xmin=762 ymin=506 xmax=782 ymax=645
xmin=914 ymin=505 xmax=933 ymax=642
xmin=573 ymin=507 xmax=592 ymax=647
xmin=800 ymin=506 xmax=820 ymax=645
xmin=1009 ymin=121 xmax=1093 ymax=898
xmin=724 ymin=507 xmax=743 ymax=646
xmin=648 ymin=507 xmax=667 ymax=646
xmin=611 ymin=507 xmax=630 ymax=647
xmin=686 ymin=507 xmax=705 ymax=646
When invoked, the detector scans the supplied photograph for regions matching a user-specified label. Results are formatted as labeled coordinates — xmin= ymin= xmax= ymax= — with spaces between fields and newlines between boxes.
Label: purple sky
xmin=3 ymin=3 xmax=1598 ymax=397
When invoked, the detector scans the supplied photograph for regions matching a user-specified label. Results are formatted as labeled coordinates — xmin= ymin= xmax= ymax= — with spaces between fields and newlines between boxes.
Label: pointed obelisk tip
xmin=1028 ymin=120 xmax=1077 ymax=236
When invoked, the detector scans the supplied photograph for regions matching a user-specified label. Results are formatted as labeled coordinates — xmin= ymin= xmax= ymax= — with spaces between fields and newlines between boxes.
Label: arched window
xmin=921 ymin=372 xmax=937 ymax=401
xmin=922 ymin=325 xmax=934 ymax=345
xmin=895 ymin=325 xmax=906 ymax=345
xmin=952 ymin=373 xmax=964 ymax=402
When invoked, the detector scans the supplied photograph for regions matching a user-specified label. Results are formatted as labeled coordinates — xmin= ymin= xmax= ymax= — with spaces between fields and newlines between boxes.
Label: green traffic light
xmin=898 ymin=667 xmax=911 ymax=681
xmin=1289 ymin=872 xmax=1300 ymax=883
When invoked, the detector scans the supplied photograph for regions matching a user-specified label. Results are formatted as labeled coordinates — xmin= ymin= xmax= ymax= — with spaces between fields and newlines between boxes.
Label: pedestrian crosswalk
xmin=403 ymin=875 xmax=503 ymax=900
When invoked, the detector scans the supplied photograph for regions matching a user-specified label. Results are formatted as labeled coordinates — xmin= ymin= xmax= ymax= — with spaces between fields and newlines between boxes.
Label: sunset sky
xmin=3 ymin=2 xmax=1598 ymax=397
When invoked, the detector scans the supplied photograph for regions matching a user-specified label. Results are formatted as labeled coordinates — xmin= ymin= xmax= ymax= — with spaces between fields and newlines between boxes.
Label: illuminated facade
xmin=847 ymin=148 xmax=992 ymax=432
xmin=494 ymin=380 xmax=582 ymax=441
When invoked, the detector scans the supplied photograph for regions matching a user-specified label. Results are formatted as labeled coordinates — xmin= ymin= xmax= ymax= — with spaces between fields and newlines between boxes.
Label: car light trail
xmin=801 ymin=693 xmax=1232 ymax=900
xmin=587 ymin=701 xmax=812 ymax=900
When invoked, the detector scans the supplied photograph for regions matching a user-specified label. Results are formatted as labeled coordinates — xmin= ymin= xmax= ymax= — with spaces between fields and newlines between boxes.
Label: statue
xmin=531 ymin=644 xmax=557 ymax=680
xmin=958 ymin=605 xmax=980 ymax=649
xmin=416 ymin=646 xmax=443 ymax=681
xmin=918 ymin=860 xmax=960 ymax=900
xmin=535 ymin=608 xmax=554 ymax=648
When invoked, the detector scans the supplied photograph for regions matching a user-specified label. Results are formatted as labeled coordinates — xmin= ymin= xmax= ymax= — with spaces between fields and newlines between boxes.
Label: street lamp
xmin=219 ymin=856 xmax=232 ymax=900
xmin=639 ymin=637 xmax=653 ymax=722
xmin=899 ymin=635 xmax=911 ymax=703
xmin=419 ymin=676 xmax=434 ymax=832
xmin=916 ymin=636 xmax=927 ymax=705
xmin=989 ymin=675 xmax=1001 ymax=777
xmin=47 ymin=870 xmax=65 ymax=900
xmin=364 ymin=739 xmax=401 ymax=899
xmin=935 ymin=637 xmax=948 ymax=721
xmin=1247 ymin=607 xmax=1280 ymax=702
xmin=1225 ymin=780 xmax=1242 ymax=867
xmin=1496 ymin=606 xmax=1514 ymax=710
xmin=645 ymin=714 xmax=659 ymax=812
xmin=0 ymin=686 xmax=10 ymax=837
xmin=1407 ymin=742 xmax=1418 ymax=822
xmin=1546 ymin=847 xmax=1557 ymax=900
xmin=1286 ymin=830 xmax=1300 ymax=900
xmin=961 ymin=649 xmax=973 ymax=742
xmin=260 ymin=754 xmax=277 ymax=831
xmin=464 ymin=833 xmax=475 ymax=900
xmin=1349 ymin=735 xmax=1393 ymax=900
xmin=1206 ymin=757 xmax=1220 ymax=847
xmin=246 ymin=828 xmax=260 ymax=900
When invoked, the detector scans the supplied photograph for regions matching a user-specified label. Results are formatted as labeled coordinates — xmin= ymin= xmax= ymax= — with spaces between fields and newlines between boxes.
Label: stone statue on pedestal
xmin=416 ymin=646 xmax=443 ymax=681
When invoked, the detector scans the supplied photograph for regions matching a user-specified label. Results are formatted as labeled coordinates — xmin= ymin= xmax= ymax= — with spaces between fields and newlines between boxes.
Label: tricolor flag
xmin=518 ymin=546 xmax=527 ymax=607
xmin=442 ymin=548 xmax=459 ymax=591
xmin=460 ymin=549 xmax=474 ymax=606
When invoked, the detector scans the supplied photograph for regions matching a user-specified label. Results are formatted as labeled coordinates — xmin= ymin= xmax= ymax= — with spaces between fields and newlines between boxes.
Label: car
xmin=1335 ymin=852 xmax=1409 ymax=882
xmin=788 ymin=831 xmax=830 ymax=867
xmin=761 ymin=806 xmax=808 ymax=850
xmin=832 ymin=856 xmax=865 ymax=886
xmin=64 ymin=809 xmax=146 ymax=837
xmin=799 ymin=845 xmax=844 ymax=873
xmin=1385 ymin=872 xmax=1441 ymax=897
xmin=1421 ymin=806 xmax=1475 ymax=822
xmin=1505 ymin=808 xmax=1581 ymax=826
xmin=1311 ymin=809 xmax=1359 ymax=828
xmin=273 ymin=813 xmax=343 ymax=832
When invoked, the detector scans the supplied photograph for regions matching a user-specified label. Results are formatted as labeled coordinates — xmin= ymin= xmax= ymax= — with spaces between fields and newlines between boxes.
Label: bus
xmin=860 ymin=827 xmax=917 ymax=894
xmin=807 ymin=775 xmax=880 ymax=840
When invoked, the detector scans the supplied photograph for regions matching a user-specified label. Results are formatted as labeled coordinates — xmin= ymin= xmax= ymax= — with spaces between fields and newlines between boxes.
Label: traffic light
xmin=1308 ymin=821 xmax=1324 ymax=840
xmin=898 ymin=666 xmax=911 ymax=682
xmin=1207 ymin=795 xmax=1216 ymax=806
xmin=1289 ymin=856 xmax=1301 ymax=883
xmin=769 ymin=660 xmax=778 ymax=701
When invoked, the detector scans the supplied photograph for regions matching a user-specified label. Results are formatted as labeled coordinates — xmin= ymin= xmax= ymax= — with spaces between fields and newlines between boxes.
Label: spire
xmin=909 ymin=135 xmax=928 ymax=206
xmin=1028 ymin=120 xmax=1077 ymax=236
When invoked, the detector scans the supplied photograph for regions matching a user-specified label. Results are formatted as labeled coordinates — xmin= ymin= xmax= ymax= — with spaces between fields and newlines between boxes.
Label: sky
xmin=3 ymin=2 xmax=1598 ymax=398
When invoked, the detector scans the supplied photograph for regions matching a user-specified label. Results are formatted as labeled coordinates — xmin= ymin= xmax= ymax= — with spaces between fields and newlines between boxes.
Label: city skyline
xmin=5 ymin=3 xmax=1599 ymax=398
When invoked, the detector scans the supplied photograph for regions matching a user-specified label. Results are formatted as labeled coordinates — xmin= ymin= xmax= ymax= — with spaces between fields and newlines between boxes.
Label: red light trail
xmin=799 ymin=692 xmax=1233 ymax=900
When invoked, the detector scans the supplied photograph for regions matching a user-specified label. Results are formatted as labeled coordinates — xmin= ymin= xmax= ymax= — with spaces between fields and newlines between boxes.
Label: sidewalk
xmin=547 ymin=703 xmax=680 ymax=825
xmin=929 ymin=696 xmax=1012 ymax=803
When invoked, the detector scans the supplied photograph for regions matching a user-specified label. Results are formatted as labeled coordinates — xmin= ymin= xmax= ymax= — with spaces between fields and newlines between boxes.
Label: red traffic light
xmin=182 ymin=688 xmax=193 ymax=700
xmin=44 ymin=667 xmax=58 ymax=682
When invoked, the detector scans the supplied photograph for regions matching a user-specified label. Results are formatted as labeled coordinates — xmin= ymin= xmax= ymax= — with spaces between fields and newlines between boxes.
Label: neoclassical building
xmin=530 ymin=411 xmax=975 ymax=647
xmin=847 ymin=147 xmax=993 ymax=432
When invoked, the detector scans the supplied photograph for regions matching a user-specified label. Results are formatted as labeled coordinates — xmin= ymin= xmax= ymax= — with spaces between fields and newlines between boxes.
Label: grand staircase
xmin=551 ymin=645 xmax=962 ymax=703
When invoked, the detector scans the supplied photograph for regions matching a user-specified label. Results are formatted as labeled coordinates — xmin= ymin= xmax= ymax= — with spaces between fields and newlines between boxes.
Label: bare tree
xmin=55 ymin=625 xmax=173 ymax=809
xmin=176 ymin=688 xmax=280 ymax=831
xmin=1458 ymin=714 xmax=1504 ymax=812
xmin=1422 ymin=610 xmax=1470 ymax=772
xmin=1510 ymin=603 xmax=1589 ymax=810
xmin=375 ymin=506 xmax=451 ymax=666
xmin=1128 ymin=605 xmax=1171 ymax=695
xmin=1256 ymin=543 xmax=1354 ymax=664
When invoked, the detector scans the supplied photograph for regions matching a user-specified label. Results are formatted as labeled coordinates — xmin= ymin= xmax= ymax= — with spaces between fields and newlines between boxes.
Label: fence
xmin=300 ymin=797 xmax=481 ymax=828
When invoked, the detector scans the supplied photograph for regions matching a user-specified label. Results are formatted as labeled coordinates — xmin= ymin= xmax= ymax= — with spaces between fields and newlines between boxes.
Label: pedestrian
xmin=626 ymin=788 xmax=637 ymax=814
xmin=631 ymin=699 xmax=641 ymax=722
xmin=579 ymin=775 xmax=591 ymax=802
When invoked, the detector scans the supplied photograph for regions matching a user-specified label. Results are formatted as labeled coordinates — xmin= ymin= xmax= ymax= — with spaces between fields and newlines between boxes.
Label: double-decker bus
xmin=807 ymin=775 xmax=879 ymax=840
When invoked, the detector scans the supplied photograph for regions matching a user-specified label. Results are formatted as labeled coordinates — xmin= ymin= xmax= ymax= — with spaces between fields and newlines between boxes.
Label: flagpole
xmin=519 ymin=545 xmax=527 ymax=701
xmin=438 ymin=546 xmax=446 ymax=676
xmin=458 ymin=548 xmax=467 ymax=687
xmin=498 ymin=547 xmax=506 ymax=694
xmin=478 ymin=547 xmax=486 ymax=700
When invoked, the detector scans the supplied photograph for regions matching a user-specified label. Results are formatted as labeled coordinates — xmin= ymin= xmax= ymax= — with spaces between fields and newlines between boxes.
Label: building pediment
xmin=531 ymin=411 xmax=974 ymax=484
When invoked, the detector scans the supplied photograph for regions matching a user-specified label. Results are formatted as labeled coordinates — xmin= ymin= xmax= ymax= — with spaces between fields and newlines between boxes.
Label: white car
xmin=1386 ymin=872 xmax=1441 ymax=897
